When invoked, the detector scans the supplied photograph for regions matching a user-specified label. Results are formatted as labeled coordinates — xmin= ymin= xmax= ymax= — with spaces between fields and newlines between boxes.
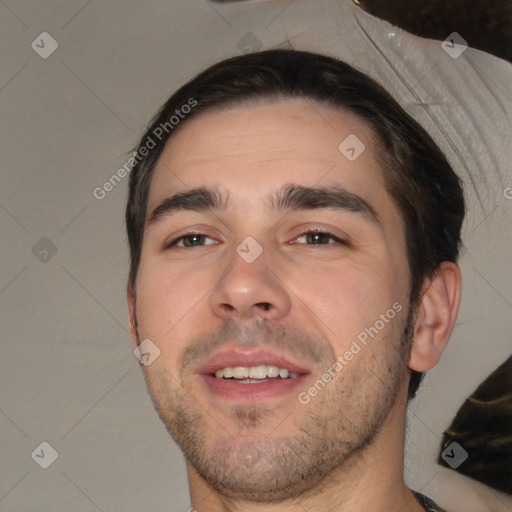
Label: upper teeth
xmin=214 ymin=365 xmax=300 ymax=379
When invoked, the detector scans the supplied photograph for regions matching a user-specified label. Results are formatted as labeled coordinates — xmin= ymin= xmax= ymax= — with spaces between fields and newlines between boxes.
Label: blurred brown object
xmin=438 ymin=355 xmax=512 ymax=495
xmin=353 ymin=0 xmax=512 ymax=62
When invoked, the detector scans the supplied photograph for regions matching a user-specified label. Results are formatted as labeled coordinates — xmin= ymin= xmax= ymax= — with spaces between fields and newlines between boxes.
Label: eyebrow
xmin=146 ymin=184 xmax=380 ymax=227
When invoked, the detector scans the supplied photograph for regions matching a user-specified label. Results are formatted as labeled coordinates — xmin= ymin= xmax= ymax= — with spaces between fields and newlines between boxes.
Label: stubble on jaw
xmin=141 ymin=306 xmax=414 ymax=503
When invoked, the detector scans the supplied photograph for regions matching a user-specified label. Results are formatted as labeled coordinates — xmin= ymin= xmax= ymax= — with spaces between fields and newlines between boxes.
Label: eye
xmin=292 ymin=230 xmax=347 ymax=245
xmin=166 ymin=232 xmax=217 ymax=248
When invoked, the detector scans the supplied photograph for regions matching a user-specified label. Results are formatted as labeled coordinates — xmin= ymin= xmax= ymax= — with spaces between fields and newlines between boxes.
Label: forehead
xmin=144 ymin=99 xmax=407 ymax=266
xmin=149 ymin=99 xmax=388 ymax=206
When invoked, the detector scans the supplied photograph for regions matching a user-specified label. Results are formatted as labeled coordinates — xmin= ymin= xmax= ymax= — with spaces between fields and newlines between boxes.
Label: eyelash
xmin=165 ymin=229 xmax=347 ymax=248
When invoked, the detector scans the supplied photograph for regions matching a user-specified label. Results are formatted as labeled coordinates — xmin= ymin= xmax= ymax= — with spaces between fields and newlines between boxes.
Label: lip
xmin=194 ymin=348 xmax=312 ymax=376
xmin=199 ymin=373 xmax=309 ymax=402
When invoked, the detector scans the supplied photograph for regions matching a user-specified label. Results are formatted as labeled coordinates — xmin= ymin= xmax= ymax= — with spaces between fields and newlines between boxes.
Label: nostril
xmin=257 ymin=302 xmax=272 ymax=312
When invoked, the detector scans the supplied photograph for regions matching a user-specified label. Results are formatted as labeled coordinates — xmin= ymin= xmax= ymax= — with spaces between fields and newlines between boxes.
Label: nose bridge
xmin=209 ymin=236 xmax=291 ymax=321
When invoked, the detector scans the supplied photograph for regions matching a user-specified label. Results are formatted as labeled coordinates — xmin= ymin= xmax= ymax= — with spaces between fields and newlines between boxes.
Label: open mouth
xmin=195 ymin=349 xmax=312 ymax=401
xmin=200 ymin=365 xmax=309 ymax=402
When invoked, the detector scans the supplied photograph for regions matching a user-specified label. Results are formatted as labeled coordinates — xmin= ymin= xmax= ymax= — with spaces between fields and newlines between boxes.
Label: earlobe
xmin=409 ymin=262 xmax=462 ymax=372
xmin=127 ymin=283 xmax=139 ymax=350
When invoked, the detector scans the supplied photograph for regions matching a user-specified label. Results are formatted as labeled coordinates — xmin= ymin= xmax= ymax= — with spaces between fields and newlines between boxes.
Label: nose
xmin=209 ymin=243 xmax=292 ymax=322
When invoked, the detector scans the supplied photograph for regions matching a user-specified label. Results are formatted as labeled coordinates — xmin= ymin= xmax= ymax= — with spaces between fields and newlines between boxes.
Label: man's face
xmin=130 ymin=99 xmax=414 ymax=501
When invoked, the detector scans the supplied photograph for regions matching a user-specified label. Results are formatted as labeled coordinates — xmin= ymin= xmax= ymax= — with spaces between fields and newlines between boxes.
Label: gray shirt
xmin=413 ymin=490 xmax=446 ymax=512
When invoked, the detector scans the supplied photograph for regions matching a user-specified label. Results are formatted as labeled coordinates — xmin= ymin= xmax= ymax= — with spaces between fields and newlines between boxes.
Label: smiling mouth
xmin=196 ymin=348 xmax=312 ymax=401
xmin=199 ymin=367 xmax=309 ymax=402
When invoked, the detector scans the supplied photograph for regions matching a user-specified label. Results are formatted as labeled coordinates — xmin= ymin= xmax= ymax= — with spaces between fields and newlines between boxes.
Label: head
xmin=125 ymin=50 xmax=464 ymax=502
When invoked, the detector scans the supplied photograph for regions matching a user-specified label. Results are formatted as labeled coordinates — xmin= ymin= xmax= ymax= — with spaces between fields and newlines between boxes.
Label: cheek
xmin=134 ymin=258 xmax=207 ymax=341
xmin=287 ymin=256 xmax=406 ymax=346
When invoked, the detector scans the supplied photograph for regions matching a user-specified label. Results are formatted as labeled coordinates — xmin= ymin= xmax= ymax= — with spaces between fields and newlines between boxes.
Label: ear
xmin=409 ymin=262 xmax=462 ymax=372
xmin=127 ymin=282 xmax=139 ymax=350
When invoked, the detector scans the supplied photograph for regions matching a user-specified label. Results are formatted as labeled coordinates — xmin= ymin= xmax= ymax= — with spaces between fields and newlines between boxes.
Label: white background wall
xmin=1 ymin=1 xmax=511 ymax=511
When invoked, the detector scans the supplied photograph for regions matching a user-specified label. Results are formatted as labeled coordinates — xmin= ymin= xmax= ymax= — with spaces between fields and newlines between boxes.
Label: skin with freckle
xmin=132 ymin=101 xmax=420 ymax=505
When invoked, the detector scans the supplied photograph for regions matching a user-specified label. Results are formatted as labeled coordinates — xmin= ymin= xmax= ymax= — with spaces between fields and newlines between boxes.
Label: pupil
xmin=186 ymin=234 xmax=203 ymax=246
xmin=310 ymin=233 xmax=326 ymax=244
